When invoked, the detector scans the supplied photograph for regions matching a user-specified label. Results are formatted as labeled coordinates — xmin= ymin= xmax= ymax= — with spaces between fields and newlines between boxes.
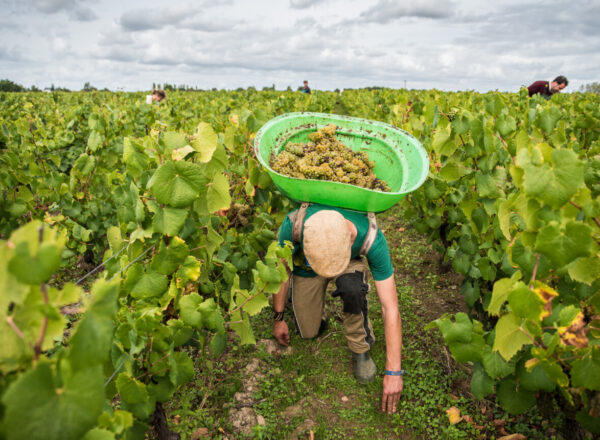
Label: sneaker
xmin=351 ymin=351 xmax=376 ymax=383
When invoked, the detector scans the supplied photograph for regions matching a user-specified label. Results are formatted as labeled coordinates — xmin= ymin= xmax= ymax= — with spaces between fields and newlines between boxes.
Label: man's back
xmin=528 ymin=80 xmax=551 ymax=97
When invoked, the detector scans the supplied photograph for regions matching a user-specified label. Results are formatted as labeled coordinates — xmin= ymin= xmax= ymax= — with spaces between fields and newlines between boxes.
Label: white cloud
xmin=360 ymin=0 xmax=455 ymax=23
xmin=289 ymin=0 xmax=324 ymax=9
xmin=1 ymin=0 xmax=598 ymax=92
xmin=31 ymin=0 xmax=98 ymax=21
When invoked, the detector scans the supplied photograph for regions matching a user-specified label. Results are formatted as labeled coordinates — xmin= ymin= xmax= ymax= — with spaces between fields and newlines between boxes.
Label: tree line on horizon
xmin=2 ymin=78 xmax=599 ymax=94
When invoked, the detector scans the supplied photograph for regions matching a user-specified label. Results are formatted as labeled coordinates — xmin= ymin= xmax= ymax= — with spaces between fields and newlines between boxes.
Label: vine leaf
xmin=190 ymin=122 xmax=218 ymax=163
xmin=534 ymin=221 xmax=593 ymax=268
xmin=147 ymin=161 xmax=204 ymax=208
xmin=493 ymin=313 xmax=531 ymax=361
xmin=522 ymin=148 xmax=584 ymax=209
xmin=1 ymin=361 xmax=105 ymax=440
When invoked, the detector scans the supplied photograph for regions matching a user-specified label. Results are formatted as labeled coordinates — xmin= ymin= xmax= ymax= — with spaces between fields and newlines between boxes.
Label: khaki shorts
xmin=291 ymin=259 xmax=375 ymax=354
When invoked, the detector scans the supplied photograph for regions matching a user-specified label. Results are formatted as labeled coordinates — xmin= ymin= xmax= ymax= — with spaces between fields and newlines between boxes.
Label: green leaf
xmin=517 ymin=360 xmax=556 ymax=392
xmin=73 ymin=153 xmax=96 ymax=176
xmin=116 ymin=373 xmax=148 ymax=405
xmin=130 ymin=272 xmax=168 ymax=299
xmin=1 ymin=361 xmax=104 ymax=440
xmin=423 ymin=179 xmax=446 ymax=200
xmin=147 ymin=161 xmax=204 ymax=208
xmin=497 ymin=378 xmax=535 ymax=415
xmin=434 ymin=312 xmax=473 ymax=344
xmin=206 ymin=173 xmax=231 ymax=213
xmin=568 ymin=256 xmax=600 ymax=285
xmin=204 ymin=143 xmax=229 ymax=176
xmin=576 ymin=409 xmax=600 ymax=434
xmin=461 ymin=280 xmax=480 ymax=308
xmin=123 ymin=138 xmax=149 ymax=178
xmin=452 ymin=254 xmax=470 ymax=275
xmin=493 ymin=313 xmax=531 ymax=361
xmin=478 ymin=257 xmax=496 ymax=281
xmin=87 ymin=131 xmax=103 ymax=152
xmin=179 ymin=293 xmax=203 ymax=329
xmin=534 ymin=221 xmax=593 ymax=268
xmin=229 ymin=310 xmax=256 ymax=345
xmin=483 ymin=349 xmax=515 ymax=379
xmin=439 ymin=161 xmax=461 ymax=181
xmin=475 ymin=173 xmax=501 ymax=198
xmin=205 ymin=223 xmax=224 ymax=258
xmin=523 ymin=148 xmax=584 ymax=209
xmin=163 ymin=131 xmax=188 ymax=152
xmin=487 ymin=278 xmax=513 ymax=316
xmin=570 ymin=348 xmax=600 ymax=390
xmin=507 ymin=282 xmax=544 ymax=321
xmin=470 ymin=362 xmax=495 ymax=399
xmin=8 ymin=222 xmax=65 ymax=285
xmin=495 ymin=115 xmax=516 ymax=137
xmin=106 ymin=226 xmax=123 ymax=253
xmin=449 ymin=332 xmax=485 ymax=363
xmin=210 ymin=331 xmax=227 ymax=356
xmin=97 ymin=409 xmax=134 ymax=435
xmin=190 ymin=122 xmax=218 ymax=163
xmin=256 ymin=261 xmax=282 ymax=283
xmin=0 ymin=241 xmax=29 ymax=312
xmin=459 ymin=235 xmax=478 ymax=256
xmin=68 ymin=279 xmax=119 ymax=371
xmin=151 ymin=206 xmax=188 ymax=236
xmin=150 ymin=237 xmax=189 ymax=275
xmin=432 ymin=124 xmax=454 ymax=156
xmin=170 ymin=351 xmax=195 ymax=387
xmin=82 ymin=428 xmax=115 ymax=440
xmin=236 ymin=286 xmax=269 ymax=317
xmin=198 ymin=298 xmax=225 ymax=332
xmin=451 ymin=116 xmax=470 ymax=135
xmin=148 ymin=377 xmax=176 ymax=404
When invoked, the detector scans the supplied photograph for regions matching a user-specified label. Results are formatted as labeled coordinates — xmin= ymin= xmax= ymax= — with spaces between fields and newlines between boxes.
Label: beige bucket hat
xmin=303 ymin=210 xmax=351 ymax=278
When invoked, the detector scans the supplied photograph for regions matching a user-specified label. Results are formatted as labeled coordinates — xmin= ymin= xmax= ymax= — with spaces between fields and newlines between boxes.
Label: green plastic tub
xmin=254 ymin=112 xmax=429 ymax=212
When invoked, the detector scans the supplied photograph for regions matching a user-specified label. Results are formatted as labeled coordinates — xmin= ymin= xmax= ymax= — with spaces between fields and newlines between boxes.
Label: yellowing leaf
xmin=446 ymin=406 xmax=462 ymax=424
xmin=171 ymin=145 xmax=195 ymax=161
xmin=498 ymin=435 xmax=527 ymax=440
xmin=524 ymin=358 xmax=539 ymax=371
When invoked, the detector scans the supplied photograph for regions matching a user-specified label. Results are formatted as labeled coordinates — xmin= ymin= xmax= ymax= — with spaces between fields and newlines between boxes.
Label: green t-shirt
xmin=277 ymin=204 xmax=394 ymax=281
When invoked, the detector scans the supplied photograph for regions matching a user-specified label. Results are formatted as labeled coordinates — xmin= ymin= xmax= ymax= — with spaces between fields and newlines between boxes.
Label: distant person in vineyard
xmin=272 ymin=204 xmax=404 ymax=414
xmin=152 ymin=89 xmax=166 ymax=102
xmin=300 ymin=80 xmax=311 ymax=94
xmin=527 ymin=76 xmax=568 ymax=99
xmin=146 ymin=89 xmax=166 ymax=104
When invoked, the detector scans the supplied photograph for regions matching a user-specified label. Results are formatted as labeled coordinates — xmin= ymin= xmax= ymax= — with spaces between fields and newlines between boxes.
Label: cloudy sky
xmin=1 ymin=0 xmax=598 ymax=92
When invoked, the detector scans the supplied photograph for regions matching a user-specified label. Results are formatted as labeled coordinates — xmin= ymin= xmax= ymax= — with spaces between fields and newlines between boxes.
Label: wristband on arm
xmin=384 ymin=370 xmax=406 ymax=376
xmin=273 ymin=311 xmax=285 ymax=321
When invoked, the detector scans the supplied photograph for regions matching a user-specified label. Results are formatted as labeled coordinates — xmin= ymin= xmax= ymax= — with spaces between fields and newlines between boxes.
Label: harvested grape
xmin=270 ymin=124 xmax=390 ymax=192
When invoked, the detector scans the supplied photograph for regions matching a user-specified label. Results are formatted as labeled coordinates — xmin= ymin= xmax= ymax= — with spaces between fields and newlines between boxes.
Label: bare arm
xmin=272 ymin=269 xmax=291 ymax=346
xmin=374 ymin=274 xmax=403 ymax=413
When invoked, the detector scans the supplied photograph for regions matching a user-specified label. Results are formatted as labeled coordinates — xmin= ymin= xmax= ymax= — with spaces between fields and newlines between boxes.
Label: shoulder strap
xmin=359 ymin=212 xmax=378 ymax=257
xmin=289 ymin=204 xmax=376 ymax=254
xmin=291 ymin=202 xmax=310 ymax=244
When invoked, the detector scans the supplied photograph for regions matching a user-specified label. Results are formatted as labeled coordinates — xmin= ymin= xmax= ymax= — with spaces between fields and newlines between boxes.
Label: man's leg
xmin=291 ymin=274 xmax=328 ymax=339
xmin=334 ymin=259 xmax=375 ymax=353
xmin=332 ymin=259 xmax=377 ymax=383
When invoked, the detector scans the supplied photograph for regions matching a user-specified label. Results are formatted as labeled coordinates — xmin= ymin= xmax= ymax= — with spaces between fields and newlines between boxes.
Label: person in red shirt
xmin=527 ymin=76 xmax=568 ymax=99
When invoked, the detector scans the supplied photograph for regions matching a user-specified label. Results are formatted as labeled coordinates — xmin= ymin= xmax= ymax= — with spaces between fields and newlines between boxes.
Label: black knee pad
xmin=331 ymin=271 xmax=369 ymax=314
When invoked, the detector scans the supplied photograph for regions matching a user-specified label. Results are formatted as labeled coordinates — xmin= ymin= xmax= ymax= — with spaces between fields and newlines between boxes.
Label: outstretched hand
xmin=382 ymin=375 xmax=403 ymax=413
xmin=273 ymin=320 xmax=290 ymax=346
